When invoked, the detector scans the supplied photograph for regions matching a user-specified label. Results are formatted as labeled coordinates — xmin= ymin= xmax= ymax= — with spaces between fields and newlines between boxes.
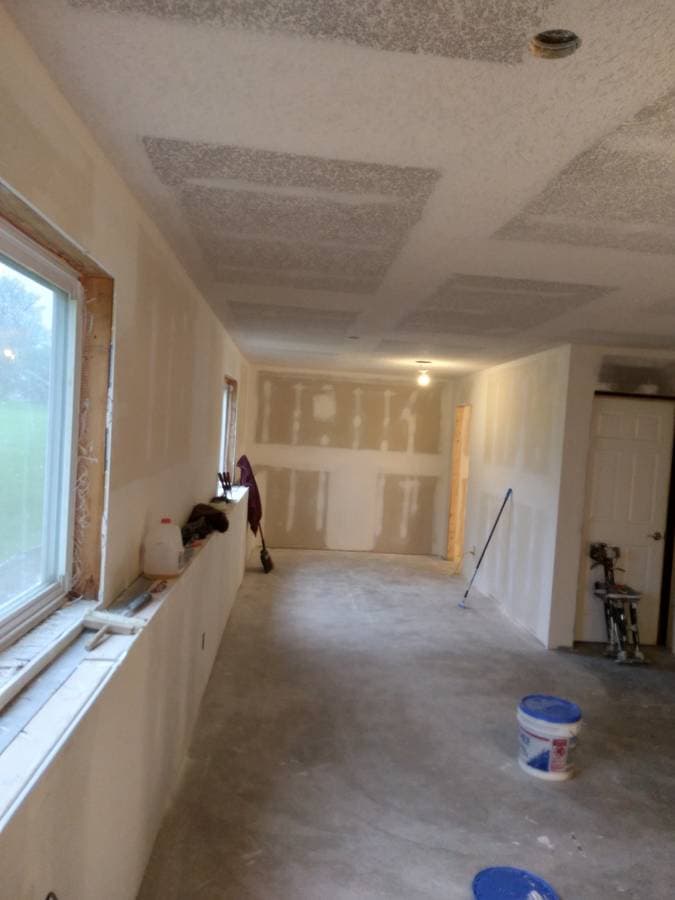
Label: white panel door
xmin=576 ymin=397 xmax=674 ymax=644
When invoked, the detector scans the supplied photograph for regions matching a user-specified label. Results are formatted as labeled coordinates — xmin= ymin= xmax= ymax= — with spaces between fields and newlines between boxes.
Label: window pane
xmin=219 ymin=387 xmax=229 ymax=472
xmin=0 ymin=259 xmax=55 ymax=610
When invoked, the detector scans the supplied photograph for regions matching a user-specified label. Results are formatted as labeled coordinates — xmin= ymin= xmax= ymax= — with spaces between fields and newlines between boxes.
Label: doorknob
xmin=647 ymin=531 xmax=663 ymax=541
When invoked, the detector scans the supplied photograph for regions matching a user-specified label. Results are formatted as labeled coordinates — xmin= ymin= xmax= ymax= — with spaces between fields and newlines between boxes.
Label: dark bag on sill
xmin=182 ymin=503 xmax=229 ymax=545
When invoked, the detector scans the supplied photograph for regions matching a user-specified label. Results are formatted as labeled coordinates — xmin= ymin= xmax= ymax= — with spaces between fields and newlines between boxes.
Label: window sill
xmin=218 ymin=485 xmax=248 ymax=504
xmin=0 ymin=489 xmax=250 ymax=828
xmin=0 ymin=631 xmax=123 ymax=827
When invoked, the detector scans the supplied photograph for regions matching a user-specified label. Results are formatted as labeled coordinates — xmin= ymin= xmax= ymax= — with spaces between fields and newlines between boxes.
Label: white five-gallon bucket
xmin=517 ymin=694 xmax=582 ymax=781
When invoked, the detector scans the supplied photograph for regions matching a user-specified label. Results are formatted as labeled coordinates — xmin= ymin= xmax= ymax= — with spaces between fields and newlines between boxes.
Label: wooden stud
xmin=447 ymin=405 xmax=471 ymax=564
xmin=72 ymin=276 xmax=113 ymax=599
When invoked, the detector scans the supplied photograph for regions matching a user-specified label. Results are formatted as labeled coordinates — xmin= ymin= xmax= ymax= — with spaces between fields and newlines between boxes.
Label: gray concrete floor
xmin=137 ymin=550 xmax=675 ymax=899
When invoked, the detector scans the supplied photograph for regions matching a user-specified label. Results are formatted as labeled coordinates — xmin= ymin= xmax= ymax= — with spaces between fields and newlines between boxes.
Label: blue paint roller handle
xmin=461 ymin=488 xmax=512 ymax=604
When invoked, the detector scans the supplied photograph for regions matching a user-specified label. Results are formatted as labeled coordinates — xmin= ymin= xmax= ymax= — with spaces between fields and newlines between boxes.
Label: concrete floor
xmin=138 ymin=550 xmax=675 ymax=899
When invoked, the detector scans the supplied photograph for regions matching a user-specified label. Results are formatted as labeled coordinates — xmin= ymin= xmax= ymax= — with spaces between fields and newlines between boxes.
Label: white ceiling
xmin=5 ymin=0 xmax=675 ymax=375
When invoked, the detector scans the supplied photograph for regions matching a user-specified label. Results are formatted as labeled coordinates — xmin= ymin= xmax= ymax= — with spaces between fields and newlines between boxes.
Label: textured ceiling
xmin=496 ymin=90 xmax=675 ymax=256
xmin=397 ymin=274 xmax=610 ymax=336
xmin=69 ymin=0 xmax=553 ymax=63
xmin=5 ymin=0 xmax=675 ymax=374
xmin=227 ymin=302 xmax=355 ymax=339
xmin=143 ymin=136 xmax=439 ymax=295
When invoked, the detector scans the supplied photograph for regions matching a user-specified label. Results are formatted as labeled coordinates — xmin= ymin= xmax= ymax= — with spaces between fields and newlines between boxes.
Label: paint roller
xmin=459 ymin=488 xmax=512 ymax=609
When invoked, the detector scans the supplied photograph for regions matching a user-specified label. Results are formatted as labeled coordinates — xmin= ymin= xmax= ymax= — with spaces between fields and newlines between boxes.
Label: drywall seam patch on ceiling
xmin=395 ymin=273 xmax=614 ymax=336
xmin=228 ymin=302 xmax=356 ymax=337
xmin=69 ymin=0 xmax=554 ymax=63
xmin=495 ymin=88 xmax=675 ymax=256
xmin=142 ymin=136 xmax=441 ymax=298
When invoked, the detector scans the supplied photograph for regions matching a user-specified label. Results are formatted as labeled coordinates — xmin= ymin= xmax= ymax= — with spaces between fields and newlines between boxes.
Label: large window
xmin=0 ymin=225 xmax=80 ymax=646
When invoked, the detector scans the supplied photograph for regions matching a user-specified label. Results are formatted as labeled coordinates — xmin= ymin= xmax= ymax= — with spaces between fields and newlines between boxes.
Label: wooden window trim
xmin=1 ymin=180 xmax=113 ymax=602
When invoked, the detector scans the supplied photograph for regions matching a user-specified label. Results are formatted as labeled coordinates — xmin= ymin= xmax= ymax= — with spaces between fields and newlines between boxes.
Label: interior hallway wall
xmin=456 ymin=346 xmax=571 ymax=646
xmin=246 ymin=368 xmax=455 ymax=556
xmin=0 ymin=3 xmax=250 ymax=603
xmin=550 ymin=345 xmax=675 ymax=650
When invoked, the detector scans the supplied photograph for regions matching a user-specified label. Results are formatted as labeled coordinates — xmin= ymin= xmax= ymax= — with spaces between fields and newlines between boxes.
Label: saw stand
xmin=590 ymin=543 xmax=646 ymax=665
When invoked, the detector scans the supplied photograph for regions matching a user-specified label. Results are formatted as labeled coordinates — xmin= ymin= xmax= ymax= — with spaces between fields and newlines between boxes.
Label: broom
xmin=258 ymin=524 xmax=274 ymax=573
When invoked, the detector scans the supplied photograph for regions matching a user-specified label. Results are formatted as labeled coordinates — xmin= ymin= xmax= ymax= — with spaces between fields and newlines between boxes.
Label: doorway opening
xmin=447 ymin=404 xmax=471 ymax=567
xmin=575 ymin=394 xmax=675 ymax=648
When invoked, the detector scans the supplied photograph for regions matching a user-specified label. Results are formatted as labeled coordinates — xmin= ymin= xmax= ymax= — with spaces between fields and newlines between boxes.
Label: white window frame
xmin=218 ymin=382 xmax=231 ymax=475
xmin=0 ymin=221 xmax=82 ymax=651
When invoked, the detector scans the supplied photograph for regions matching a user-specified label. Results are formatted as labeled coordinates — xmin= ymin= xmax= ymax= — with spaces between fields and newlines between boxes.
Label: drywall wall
xmin=0 ymin=504 xmax=248 ymax=900
xmin=551 ymin=345 xmax=675 ymax=650
xmin=456 ymin=346 xmax=571 ymax=646
xmin=0 ymin=3 xmax=250 ymax=604
xmin=246 ymin=368 xmax=455 ymax=556
xmin=0 ymin=11 xmax=252 ymax=897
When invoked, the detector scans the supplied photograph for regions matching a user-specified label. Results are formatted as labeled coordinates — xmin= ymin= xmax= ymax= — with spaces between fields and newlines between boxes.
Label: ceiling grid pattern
xmin=143 ymin=136 xmax=441 ymax=296
xmin=6 ymin=0 xmax=675 ymax=371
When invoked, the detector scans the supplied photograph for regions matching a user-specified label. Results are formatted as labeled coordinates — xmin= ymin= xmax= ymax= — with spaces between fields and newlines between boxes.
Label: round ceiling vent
xmin=530 ymin=29 xmax=580 ymax=59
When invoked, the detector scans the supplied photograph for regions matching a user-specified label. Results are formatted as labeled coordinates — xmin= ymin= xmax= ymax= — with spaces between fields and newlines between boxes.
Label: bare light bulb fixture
xmin=416 ymin=360 xmax=431 ymax=387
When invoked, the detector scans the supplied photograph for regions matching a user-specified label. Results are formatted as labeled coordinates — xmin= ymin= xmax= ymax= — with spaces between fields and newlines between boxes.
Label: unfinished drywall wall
xmin=0 ymin=503 xmax=248 ymax=900
xmin=0 ymin=3 xmax=250 ymax=603
xmin=0 ymin=9 xmax=252 ymax=899
xmin=247 ymin=369 xmax=454 ymax=555
xmin=457 ymin=346 xmax=571 ymax=645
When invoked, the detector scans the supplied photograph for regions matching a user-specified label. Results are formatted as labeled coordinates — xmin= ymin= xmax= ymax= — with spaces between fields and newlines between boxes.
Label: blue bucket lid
xmin=519 ymin=694 xmax=581 ymax=724
xmin=473 ymin=866 xmax=560 ymax=899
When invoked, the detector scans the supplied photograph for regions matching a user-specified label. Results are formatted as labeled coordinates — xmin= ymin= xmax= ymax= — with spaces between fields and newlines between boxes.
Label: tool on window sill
xmin=125 ymin=590 xmax=153 ymax=617
xmin=85 ymin=624 xmax=112 ymax=651
xmin=217 ymin=471 xmax=232 ymax=502
xmin=85 ymin=581 xmax=167 ymax=651
xmin=83 ymin=609 xmax=147 ymax=652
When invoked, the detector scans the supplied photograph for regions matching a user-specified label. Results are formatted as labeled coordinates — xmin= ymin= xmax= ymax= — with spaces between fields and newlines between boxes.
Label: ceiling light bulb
xmin=417 ymin=370 xmax=431 ymax=387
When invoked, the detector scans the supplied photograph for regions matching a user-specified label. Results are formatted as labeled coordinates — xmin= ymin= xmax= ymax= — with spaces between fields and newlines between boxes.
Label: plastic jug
xmin=142 ymin=517 xmax=184 ymax=578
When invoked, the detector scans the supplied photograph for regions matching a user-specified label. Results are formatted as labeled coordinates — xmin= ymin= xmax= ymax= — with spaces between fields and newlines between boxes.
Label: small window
xmin=218 ymin=378 xmax=238 ymax=487
xmin=218 ymin=384 xmax=230 ymax=474
xmin=0 ymin=224 xmax=80 ymax=646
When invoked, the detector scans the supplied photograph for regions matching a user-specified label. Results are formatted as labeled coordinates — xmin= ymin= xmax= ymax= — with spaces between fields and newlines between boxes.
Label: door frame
xmin=447 ymin=404 xmax=471 ymax=566
xmin=595 ymin=392 xmax=675 ymax=646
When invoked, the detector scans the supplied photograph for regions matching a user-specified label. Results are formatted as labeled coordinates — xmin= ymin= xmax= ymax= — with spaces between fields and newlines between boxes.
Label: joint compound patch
xmin=141 ymin=136 xmax=440 ymax=296
xmin=397 ymin=273 xmax=613 ymax=336
xmin=313 ymin=388 xmax=337 ymax=422
xmin=495 ymin=88 xmax=675 ymax=256
xmin=69 ymin=0 xmax=553 ymax=63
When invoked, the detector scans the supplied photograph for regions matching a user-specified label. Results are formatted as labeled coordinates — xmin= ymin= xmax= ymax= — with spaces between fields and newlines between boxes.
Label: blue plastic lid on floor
xmin=519 ymin=693 xmax=581 ymax=724
xmin=472 ymin=866 xmax=560 ymax=899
